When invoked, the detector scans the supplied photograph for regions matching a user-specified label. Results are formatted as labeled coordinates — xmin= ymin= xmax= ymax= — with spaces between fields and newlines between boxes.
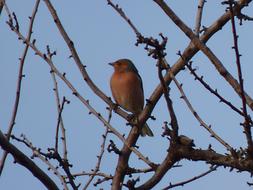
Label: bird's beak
xmin=108 ymin=62 xmax=114 ymax=66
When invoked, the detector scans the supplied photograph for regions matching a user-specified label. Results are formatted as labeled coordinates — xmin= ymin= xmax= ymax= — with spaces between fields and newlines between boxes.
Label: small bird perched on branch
xmin=109 ymin=59 xmax=153 ymax=137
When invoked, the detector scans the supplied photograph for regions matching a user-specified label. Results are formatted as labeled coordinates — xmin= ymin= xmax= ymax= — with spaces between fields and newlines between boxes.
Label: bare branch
xmin=227 ymin=0 xmax=253 ymax=158
xmin=0 ymin=130 xmax=60 ymax=190
xmin=42 ymin=0 xmax=128 ymax=120
xmin=162 ymin=165 xmax=218 ymax=190
xmin=153 ymin=0 xmax=253 ymax=110
xmin=185 ymin=60 xmax=247 ymax=118
xmin=194 ymin=0 xmax=206 ymax=36
xmin=54 ymin=96 xmax=68 ymax=153
xmin=157 ymin=59 xmax=179 ymax=141
xmin=0 ymin=0 xmax=40 ymax=175
xmin=164 ymin=58 xmax=234 ymax=153
xmin=107 ymin=0 xmax=141 ymax=37
xmin=82 ymin=108 xmax=111 ymax=190
xmin=0 ymin=0 xmax=4 ymax=16
xmin=50 ymin=62 xmax=68 ymax=160
xmin=6 ymin=17 xmax=155 ymax=170
xmin=11 ymin=135 xmax=69 ymax=190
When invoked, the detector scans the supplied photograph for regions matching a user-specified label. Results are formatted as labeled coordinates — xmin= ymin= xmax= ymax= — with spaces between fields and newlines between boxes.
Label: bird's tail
xmin=141 ymin=123 xmax=154 ymax=137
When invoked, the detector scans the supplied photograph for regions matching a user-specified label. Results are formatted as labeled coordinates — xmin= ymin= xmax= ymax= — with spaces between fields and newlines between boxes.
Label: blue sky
xmin=1 ymin=1 xmax=253 ymax=189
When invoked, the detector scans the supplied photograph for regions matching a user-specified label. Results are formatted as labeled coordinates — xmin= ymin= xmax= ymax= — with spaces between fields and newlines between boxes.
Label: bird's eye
xmin=117 ymin=62 xmax=122 ymax=66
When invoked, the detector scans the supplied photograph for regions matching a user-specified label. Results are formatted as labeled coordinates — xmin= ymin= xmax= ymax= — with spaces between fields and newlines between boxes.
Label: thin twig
xmin=55 ymin=97 xmax=68 ymax=153
xmin=0 ymin=130 xmax=60 ymax=190
xmin=186 ymin=61 xmax=247 ymax=117
xmin=82 ymin=108 xmax=111 ymax=190
xmin=42 ymin=0 xmax=129 ymax=120
xmin=6 ymin=21 xmax=155 ymax=169
xmin=228 ymin=0 xmax=253 ymax=157
xmin=162 ymin=165 xmax=218 ymax=190
xmin=64 ymin=171 xmax=112 ymax=179
xmin=153 ymin=0 xmax=253 ymax=110
xmin=51 ymin=69 xmax=68 ymax=160
xmin=46 ymin=45 xmax=68 ymax=160
xmin=107 ymin=0 xmax=141 ymax=37
xmin=0 ymin=0 xmax=40 ymax=175
xmin=162 ymin=59 xmax=234 ymax=153
xmin=11 ymin=135 xmax=69 ymax=190
xmin=194 ymin=0 xmax=206 ymax=36
xmin=157 ymin=59 xmax=179 ymax=141
xmin=0 ymin=0 xmax=4 ymax=16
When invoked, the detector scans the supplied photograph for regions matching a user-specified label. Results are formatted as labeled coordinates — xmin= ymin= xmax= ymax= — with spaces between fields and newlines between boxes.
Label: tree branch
xmin=153 ymin=0 xmax=253 ymax=111
xmin=0 ymin=130 xmax=59 ymax=190
xmin=162 ymin=165 xmax=218 ymax=190
xmin=194 ymin=0 xmax=206 ymax=36
xmin=0 ymin=0 xmax=41 ymax=175
xmin=228 ymin=0 xmax=253 ymax=158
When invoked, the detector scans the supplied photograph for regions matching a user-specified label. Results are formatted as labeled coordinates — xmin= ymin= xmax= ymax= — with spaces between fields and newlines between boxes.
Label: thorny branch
xmin=54 ymin=96 xmax=69 ymax=154
xmin=11 ymin=135 xmax=69 ymax=190
xmin=82 ymin=108 xmax=112 ymax=190
xmin=166 ymin=57 xmax=234 ymax=153
xmin=5 ymin=6 xmax=155 ymax=170
xmin=48 ymin=46 xmax=68 ymax=160
xmin=185 ymin=60 xmax=247 ymax=118
xmin=227 ymin=0 xmax=253 ymax=158
xmin=157 ymin=58 xmax=179 ymax=142
xmin=0 ymin=0 xmax=41 ymax=175
xmin=106 ymin=0 xmax=252 ymax=189
xmin=162 ymin=165 xmax=218 ymax=190
xmin=2 ymin=0 xmax=253 ymax=190
xmin=0 ymin=130 xmax=60 ymax=190
xmin=154 ymin=0 xmax=253 ymax=110
xmin=12 ymin=134 xmax=79 ymax=190
xmin=194 ymin=0 xmax=206 ymax=36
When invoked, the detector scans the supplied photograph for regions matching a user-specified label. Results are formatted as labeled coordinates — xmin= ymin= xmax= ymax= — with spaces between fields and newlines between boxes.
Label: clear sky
xmin=1 ymin=0 xmax=253 ymax=189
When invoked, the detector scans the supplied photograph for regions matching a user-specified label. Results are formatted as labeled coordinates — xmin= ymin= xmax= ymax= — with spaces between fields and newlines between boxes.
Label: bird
xmin=109 ymin=59 xmax=153 ymax=137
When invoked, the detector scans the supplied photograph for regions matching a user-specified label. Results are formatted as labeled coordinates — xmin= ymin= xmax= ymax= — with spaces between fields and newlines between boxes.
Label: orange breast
xmin=110 ymin=71 xmax=144 ymax=113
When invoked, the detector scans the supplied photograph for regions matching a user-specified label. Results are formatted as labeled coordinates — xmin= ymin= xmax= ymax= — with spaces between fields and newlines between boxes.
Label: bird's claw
xmin=111 ymin=103 xmax=119 ymax=111
xmin=127 ymin=113 xmax=135 ymax=122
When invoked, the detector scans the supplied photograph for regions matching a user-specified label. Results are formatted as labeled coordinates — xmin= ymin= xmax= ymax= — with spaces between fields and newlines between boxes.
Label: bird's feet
xmin=111 ymin=103 xmax=119 ymax=112
xmin=126 ymin=114 xmax=139 ymax=126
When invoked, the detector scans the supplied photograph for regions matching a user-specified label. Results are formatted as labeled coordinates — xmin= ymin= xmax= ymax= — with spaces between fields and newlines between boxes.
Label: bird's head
xmin=109 ymin=59 xmax=138 ymax=73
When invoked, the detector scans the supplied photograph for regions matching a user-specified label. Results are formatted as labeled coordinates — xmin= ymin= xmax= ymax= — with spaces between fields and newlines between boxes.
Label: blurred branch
xmin=106 ymin=2 xmax=163 ymax=189
xmin=154 ymin=0 xmax=253 ymax=111
xmin=162 ymin=165 xmax=218 ymax=190
xmin=157 ymin=59 xmax=179 ymax=142
xmin=82 ymin=108 xmax=112 ymax=190
xmin=138 ymin=143 xmax=253 ymax=189
xmin=164 ymin=58 xmax=234 ymax=153
xmin=227 ymin=0 xmax=253 ymax=158
xmin=107 ymin=0 xmax=253 ymax=146
xmin=0 ymin=0 xmax=40 ymax=175
xmin=42 ymin=0 xmax=130 ymax=121
xmin=40 ymin=149 xmax=78 ymax=190
xmin=107 ymin=0 xmax=141 ymax=37
xmin=48 ymin=52 xmax=68 ymax=160
xmin=146 ymin=0 xmax=252 ymax=129
xmin=0 ymin=0 xmax=4 ymax=16
xmin=106 ymin=1 xmax=245 ymax=188
xmin=185 ymin=60 xmax=248 ymax=118
xmin=40 ymin=3 xmax=158 ymax=178
xmin=135 ymin=144 xmax=179 ymax=190
xmin=11 ymin=135 xmax=69 ymax=190
xmin=6 ymin=15 xmax=155 ymax=171
xmin=46 ymin=44 xmax=68 ymax=160
xmin=54 ymin=96 xmax=69 ymax=155
xmin=194 ymin=0 xmax=206 ymax=36
xmin=0 ymin=130 xmax=60 ymax=190
xmin=178 ymin=146 xmax=253 ymax=172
